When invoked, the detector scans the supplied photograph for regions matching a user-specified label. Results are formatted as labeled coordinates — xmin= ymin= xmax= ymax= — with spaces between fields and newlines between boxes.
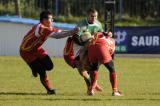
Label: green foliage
xmin=0 ymin=56 xmax=160 ymax=106
xmin=54 ymin=15 xmax=82 ymax=24
xmin=54 ymin=15 xmax=160 ymax=26
xmin=115 ymin=19 xmax=160 ymax=26
xmin=0 ymin=1 xmax=16 ymax=16
xmin=0 ymin=0 xmax=160 ymax=26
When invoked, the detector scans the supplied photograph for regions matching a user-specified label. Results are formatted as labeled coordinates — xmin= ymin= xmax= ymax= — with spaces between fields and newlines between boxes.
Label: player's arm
xmin=49 ymin=27 xmax=80 ymax=39
xmin=49 ymin=30 xmax=72 ymax=39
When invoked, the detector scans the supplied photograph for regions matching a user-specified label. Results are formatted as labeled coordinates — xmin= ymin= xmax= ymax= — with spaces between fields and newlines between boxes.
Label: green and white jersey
xmin=77 ymin=18 xmax=103 ymax=37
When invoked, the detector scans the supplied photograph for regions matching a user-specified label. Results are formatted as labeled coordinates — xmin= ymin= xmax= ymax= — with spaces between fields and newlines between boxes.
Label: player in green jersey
xmin=72 ymin=8 xmax=103 ymax=60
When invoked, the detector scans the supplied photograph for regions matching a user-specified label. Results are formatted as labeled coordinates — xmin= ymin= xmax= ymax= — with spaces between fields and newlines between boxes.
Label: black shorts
xmin=28 ymin=55 xmax=54 ymax=73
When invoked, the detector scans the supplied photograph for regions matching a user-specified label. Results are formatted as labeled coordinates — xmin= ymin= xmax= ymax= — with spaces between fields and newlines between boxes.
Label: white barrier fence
xmin=0 ymin=22 xmax=67 ymax=57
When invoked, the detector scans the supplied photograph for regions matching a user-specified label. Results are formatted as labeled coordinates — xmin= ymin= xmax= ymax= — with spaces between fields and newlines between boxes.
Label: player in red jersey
xmin=81 ymin=32 xmax=122 ymax=96
xmin=19 ymin=10 xmax=79 ymax=95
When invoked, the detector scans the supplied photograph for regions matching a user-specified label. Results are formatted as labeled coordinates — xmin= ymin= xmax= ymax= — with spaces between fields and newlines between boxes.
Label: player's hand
xmin=71 ymin=27 xmax=80 ymax=35
xmin=103 ymin=31 xmax=113 ymax=37
xmin=108 ymin=31 xmax=113 ymax=37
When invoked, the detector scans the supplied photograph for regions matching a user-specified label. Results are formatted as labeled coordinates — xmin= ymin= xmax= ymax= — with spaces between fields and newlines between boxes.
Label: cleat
xmin=94 ymin=84 xmax=103 ymax=92
xmin=112 ymin=91 xmax=122 ymax=96
xmin=47 ymin=89 xmax=56 ymax=95
xmin=87 ymin=89 xmax=94 ymax=96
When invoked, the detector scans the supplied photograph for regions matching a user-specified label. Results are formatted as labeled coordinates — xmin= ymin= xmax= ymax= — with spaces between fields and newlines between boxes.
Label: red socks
xmin=90 ymin=71 xmax=98 ymax=89
xmin=40 ymin=74 xmax=52 ymax=91
xmin=110 ymin=71 xmax=118 ymax=92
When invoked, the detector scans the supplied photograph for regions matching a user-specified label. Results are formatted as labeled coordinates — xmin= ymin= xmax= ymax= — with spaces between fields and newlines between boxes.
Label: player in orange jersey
xmin=19 ymin=10 xmax=79 ymax=95
xmin=81 ymin=32 xmax=122 ymax=96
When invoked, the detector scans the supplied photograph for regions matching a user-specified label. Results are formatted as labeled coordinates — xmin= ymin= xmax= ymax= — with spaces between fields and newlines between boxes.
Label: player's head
xmin=87 ymin=8 xmax=98 ymax=24
xmin=40 ymin=10 xmax=53 ymax=27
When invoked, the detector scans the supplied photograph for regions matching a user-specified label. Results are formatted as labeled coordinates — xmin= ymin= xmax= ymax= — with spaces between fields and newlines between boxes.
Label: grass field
xmin=0 ymin=56 xmax=160 ymax=106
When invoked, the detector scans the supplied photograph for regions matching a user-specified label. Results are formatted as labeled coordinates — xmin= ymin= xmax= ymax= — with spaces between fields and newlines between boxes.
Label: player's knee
xmin=90 ymin=63 xmax=99 ymax=71
xmin=45 ymin=63 xmax=54 ymax=71
xmin=39 ymin=70 xmax=46 ymax=78
xmin=42 ymin=55 xmax=54 ymax=71
xmin=104 ymin=60 xmax=115 ymax=72
xmin=33 ymin=66 xmax=46 ymax=76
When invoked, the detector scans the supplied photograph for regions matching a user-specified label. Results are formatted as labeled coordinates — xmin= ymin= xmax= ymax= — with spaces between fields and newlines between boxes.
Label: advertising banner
xmin=115 ymin=27 xmax=160 ymax=54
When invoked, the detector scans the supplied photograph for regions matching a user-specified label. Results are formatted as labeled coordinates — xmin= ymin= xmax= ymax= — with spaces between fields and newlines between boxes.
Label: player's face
xmin=87 ymin=12 xmax=98 ymax=24
xmin=43 ymin=15 xmax=53 ymax=27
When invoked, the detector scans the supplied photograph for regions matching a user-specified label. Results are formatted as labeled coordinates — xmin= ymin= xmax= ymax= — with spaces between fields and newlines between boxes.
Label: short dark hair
xmin=87 ymin=8 xmax=97 ymax=14
xmin=40 ymin=10 xmax=52 ymax=22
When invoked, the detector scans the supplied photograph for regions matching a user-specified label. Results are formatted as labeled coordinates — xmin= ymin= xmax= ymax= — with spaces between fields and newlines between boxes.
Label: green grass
xmin=0 ymin=56 xmax=160 ymax=106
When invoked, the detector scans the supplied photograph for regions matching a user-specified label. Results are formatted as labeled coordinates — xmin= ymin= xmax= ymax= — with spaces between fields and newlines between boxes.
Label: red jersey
xmin=88 ymin=32 xmax=115 ymax=64
xmin=20 ymin=23 xmax=60 ymax=52
xmin=93 ymin=32 xmax=115 ymax=55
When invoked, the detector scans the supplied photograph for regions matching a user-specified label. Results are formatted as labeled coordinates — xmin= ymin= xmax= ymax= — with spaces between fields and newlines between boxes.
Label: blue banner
xmin=115 ymin=27 xmax=160 ymax=54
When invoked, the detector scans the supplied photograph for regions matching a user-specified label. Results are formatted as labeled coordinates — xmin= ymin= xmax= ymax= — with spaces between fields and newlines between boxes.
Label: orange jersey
xmin=20 ymin=23 xmax=60 ymax=52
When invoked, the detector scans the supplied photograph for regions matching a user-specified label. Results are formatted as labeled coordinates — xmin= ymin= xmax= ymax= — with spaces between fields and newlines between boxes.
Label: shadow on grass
xmin=0 ymin=92 xmax=160 ymax=101
xmin=140 ymin=92 xmax=160 ymax=96
xmin=41 ymin=98 xmax=160 ymax=101
xmin=0 ymin=92 xmax=46 ymax=96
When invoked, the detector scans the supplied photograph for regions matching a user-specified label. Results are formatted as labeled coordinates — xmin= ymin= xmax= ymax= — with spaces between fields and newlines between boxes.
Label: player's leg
xmin=104 ymin=60 xmax=122 ymax=96
xmin=38 ymin=55 xmax=55 ymax=94
xmin=74 ymin=55 xmax=91 ymax=93
xmin=104 ymin=60 xmax=117 ymax=91
xmin=87 ymin=62 xmax=99 ymax=95
xmin=78 ymin=51 xmax=102 ymax=95
xmin=77 ymin=68 xmax=91 ymax=93
xmin=29 ymin=58 xmax=55 ymax=95
xmin=95 ymin=43 xmax=121 ymax=96
xmin=29 ymin=60 xmax=39 ymax=77
xmin=38 ymin=69 xmax=55 ymax=95
xmin=34 ymin=48 xmax=55 ymax=94
xmin=87 ymin=45 xmax=104 ymax=95
xmin=39 ymin=55 xmax=53 ymax=71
